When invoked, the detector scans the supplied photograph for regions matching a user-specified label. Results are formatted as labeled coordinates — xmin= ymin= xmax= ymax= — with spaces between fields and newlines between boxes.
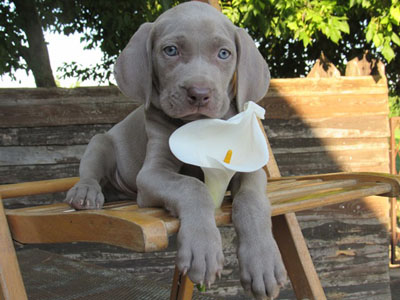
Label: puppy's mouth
xmin=180 ymin=113 xmax=210 ymax=122
xmin=176 ymin=105 xmax=225 ymax=121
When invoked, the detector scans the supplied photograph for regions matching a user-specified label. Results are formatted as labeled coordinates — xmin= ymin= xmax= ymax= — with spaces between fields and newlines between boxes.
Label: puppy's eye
xmin=218 ymin=49 xmax=231 ymax=59
xmin=163 ymin=46 xmax=179 ymax=56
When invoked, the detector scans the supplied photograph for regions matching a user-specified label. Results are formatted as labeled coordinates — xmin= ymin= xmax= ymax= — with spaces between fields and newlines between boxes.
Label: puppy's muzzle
xmin=186 ymin=86 xmax=211 ymax=107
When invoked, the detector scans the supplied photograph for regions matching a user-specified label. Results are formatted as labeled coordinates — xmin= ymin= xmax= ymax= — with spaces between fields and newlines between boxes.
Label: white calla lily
xmin=169 ymin=101 xmax=269 ymax=209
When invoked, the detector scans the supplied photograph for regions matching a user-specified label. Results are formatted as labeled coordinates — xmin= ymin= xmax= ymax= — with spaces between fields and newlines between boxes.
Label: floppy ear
xmin=114 ymin=23 xmax=154 ymax=108
xmin=235 ymin=28 xmax=270 ymax=111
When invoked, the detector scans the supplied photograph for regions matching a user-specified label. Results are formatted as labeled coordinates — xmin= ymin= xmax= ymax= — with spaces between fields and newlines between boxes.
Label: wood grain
xmin=0 ymin=198 xmax=28 ymax=300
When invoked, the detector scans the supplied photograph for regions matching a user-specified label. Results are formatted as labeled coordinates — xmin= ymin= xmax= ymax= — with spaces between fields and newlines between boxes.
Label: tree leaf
xmin=390 ymin=5 xmax=400 ymax=24
xmin=381 ymin=44 xmax=395 ymax=62
xmin=392 ymin=32 xmax=400 ymax=46
xmin=338 ymin=20 xmax=350 ymax=34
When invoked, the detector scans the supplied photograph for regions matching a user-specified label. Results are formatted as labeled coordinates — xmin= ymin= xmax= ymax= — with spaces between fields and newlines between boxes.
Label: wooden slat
xmin=0 ymin=164 xmax=79 ymax=184
xmin=0 ymin=145 xmax=85 ymax=166
xmin=0 ymin=177 xmax=79 ymax=199
xmin=271 ymin=182 xmax=392 ymax=216
xmin=5 ymin=204 xmax=168 ymax=252
xmin=0 ymin=198 xmax=28 ymax=300
xmin=0 ymin=125 xmax=112 ymax=146
xmin=268 ymin=179 xmax=358 ymax=202
xmin=284 ymin=172 xmax=400 ymax=197
xmin=265 ymin=76 xmax=387 ymax=99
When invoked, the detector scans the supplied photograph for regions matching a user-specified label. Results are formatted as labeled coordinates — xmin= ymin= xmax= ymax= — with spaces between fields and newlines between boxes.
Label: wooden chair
xmin=1 ymin=127 xmax=400 ymax=299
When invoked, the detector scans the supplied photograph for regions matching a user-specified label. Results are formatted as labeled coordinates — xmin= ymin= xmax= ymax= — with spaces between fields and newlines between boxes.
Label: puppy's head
xmin=114 ymin=2 xmax=270 ymax=120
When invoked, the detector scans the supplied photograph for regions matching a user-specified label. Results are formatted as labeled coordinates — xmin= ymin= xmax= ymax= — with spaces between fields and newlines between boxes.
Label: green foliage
xmin=222 ymin=0 xmax=398 ymax=62
xmin=354 ymin=0 xmax=400 ymax=62
xmin=222 ymin=0 xmax=350 ymax=47
xmin=221 ymin=0 xmax=399 ymax=95
xmin=45 ymin=0 xmax=185 ymax=84
xmin=1 ymin=0 xmax=399 ymax=93
xmin=389 ymin=95 xmax=400 ymax=117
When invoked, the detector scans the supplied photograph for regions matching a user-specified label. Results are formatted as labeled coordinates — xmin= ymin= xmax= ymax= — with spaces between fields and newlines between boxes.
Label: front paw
xmin=238 ymin=234 xmax=287 ymax=299
xmin=176 ymin=219 xmax=224 ymax=286
xmin=65 ymin=178 xmax=104 ymax=210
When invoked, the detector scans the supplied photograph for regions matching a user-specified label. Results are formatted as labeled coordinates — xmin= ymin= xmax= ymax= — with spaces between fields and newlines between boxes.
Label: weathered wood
xmin=262 ymin=122 xmax=327 ymax=300
xmin=0 ymin=125 xmax=112 ymax=146
xmin=0 ymin=87 xmax=137 ymax=128
xmin=0 ymin=164 xmax=79 ymax=184
xmin=0 ymin=74 xmax=392 ymax=299
xmin=4 ymin=175 xmax=394 ymax=251
xmin=345 ymin=51 xmax=386 ymax=77
xmin=307 ymin=52 xmax=341 ymax=78
xmin=268 ymin=179 xmax=358 ymax=202
xmin=265 ymin=116 xmax=390 ymax=139
xmin=0 ymin=177 xmax=79 ymax=199
xmin=0 ymin=198 xmax=28 ymax=300
xmin=6 ymin=202 xmax=169 ymax=252
xmin=170 ymin=267 xmax=194 ymax=300
xmin=281 ymin=172 xmax=400 ymax=197
xmin=0 ymin=145 xmax=85 ymax=166
xmin=0 ymin=77 xmax=388 ymax=127
xmin=273 ymin=213 xmax=327 ymax=300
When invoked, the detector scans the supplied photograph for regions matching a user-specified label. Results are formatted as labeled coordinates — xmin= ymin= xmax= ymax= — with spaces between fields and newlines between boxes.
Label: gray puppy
xmin=66 ymin=2 xmax=286 ymax=299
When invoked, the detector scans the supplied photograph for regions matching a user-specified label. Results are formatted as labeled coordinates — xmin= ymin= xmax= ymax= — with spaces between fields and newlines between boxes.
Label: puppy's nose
xmin=187 ymin=86 xmax=211 ymax=106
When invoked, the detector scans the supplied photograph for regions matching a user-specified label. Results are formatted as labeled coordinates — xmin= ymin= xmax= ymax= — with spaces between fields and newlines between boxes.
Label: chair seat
xmin=5 ymin=172 xmax=399 ymax=252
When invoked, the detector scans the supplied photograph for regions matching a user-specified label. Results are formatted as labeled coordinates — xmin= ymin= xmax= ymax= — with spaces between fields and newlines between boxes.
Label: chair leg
xmin=272 ymin=213 xmax=326 ymax=300
xmin=170 ymin=265 xmax=194 ymax=300
xmin=0 ymin=198 xmax=28 ymax=300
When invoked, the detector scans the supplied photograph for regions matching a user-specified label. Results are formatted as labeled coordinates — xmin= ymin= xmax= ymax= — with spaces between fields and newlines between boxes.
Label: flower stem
xmin=202 ymin=167 xmax=235 ymax=209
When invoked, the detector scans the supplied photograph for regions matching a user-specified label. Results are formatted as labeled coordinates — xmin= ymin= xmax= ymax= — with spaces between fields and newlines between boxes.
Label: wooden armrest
xmin=269 ymin=172 xmax=400 ymax=197
xmin=0 ymin=177 xmax=79 ymax=199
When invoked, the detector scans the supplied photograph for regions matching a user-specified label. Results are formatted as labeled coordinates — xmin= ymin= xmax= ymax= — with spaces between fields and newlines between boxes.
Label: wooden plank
xmin=0 ymin=145 xmax=85 ymax=166
xmin=284 ymin=172 xmax=400 ymax=197
xmin=265 ymin=76 xmax=387 ymax=96
xmin=0 ymin=87 xmax=137 ymax=128
xmin=0 ymin=101 xmax=136 ymax=127
xmin=5 ymin=204 xmax=169 ymax=252
xmin=0 ymin=77 xmax=388 ymax=127
xmin=0 ymin=177 xmax=79 ymax=199
xmin=277 ymin=162 xmax=389 ymax=178
xmin=268 ymin=179 xmax=358 ymax=202
xmin=267 ymin=179 xmax=322 ymax=192
xmin=271 ymin=143 xmax=389 ymax=155
xmin=0 ymin=164 xmax=79 ymax=184
xmin=0 ymin=198 xmax=28 ymax=300
xmin=269 ymin=138 xmax=390 ymax=150
xmin=271 ymin=183 xmax=392 ymax=216
xmin=0 ymin=86 xmax=122 ymax=100
xmin=272 ymin=213 xmax=327 ymax=300
xmin=170 ymin=267 xmax=194 ymax=300
xmin=262 ymin=95 xmax=388 ymax=119
xmin=0 ymin=124 xmax=112 ymax=146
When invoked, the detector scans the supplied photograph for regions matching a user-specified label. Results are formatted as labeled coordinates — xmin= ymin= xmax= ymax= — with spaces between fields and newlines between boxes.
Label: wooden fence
xmin=0 ymin=74 xmax=392 ymax=299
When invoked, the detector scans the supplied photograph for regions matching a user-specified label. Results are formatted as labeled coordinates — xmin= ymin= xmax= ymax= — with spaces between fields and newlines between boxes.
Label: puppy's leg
xmin=136 ymin=110 xmax=224 ymax=286
xmin=231 ymin=170 xmax=287 ymax=299
xmin=66 ymin=133 xmax=116 ymax=210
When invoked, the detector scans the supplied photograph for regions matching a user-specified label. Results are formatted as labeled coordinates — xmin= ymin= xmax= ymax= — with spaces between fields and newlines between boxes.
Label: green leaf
xmin=390 ymin=5 xmax=400 ymax=24
xmin=392 ymin=32 xmax=400 ymax=46
xmin=338 ymin=21 xmax=350 ymax=34
xmin=373 ymin=33 xmax=384 ymax=47
xmin=365 ymin=24 xmax=374 ymax=42
xmin=381 ymin=44 xmax=395 ymax=62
